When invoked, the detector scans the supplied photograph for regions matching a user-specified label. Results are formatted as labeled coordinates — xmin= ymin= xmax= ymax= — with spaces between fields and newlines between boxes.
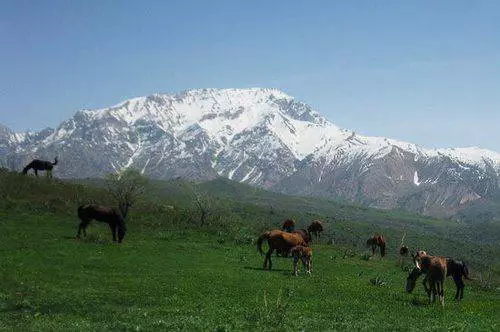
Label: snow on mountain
xmin=2 ymin=87 xmax=500 ymax=217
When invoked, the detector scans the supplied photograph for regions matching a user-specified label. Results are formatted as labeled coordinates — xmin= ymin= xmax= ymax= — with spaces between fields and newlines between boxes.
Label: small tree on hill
xmin=105 ymin=168 xmax=148 ymax=219
xmin=177 ymin=179 xmax=216 ymax=227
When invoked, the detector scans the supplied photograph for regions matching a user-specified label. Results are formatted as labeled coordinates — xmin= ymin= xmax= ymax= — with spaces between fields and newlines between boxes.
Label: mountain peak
xmin=2 ymin=88 xmax=500 ymax=219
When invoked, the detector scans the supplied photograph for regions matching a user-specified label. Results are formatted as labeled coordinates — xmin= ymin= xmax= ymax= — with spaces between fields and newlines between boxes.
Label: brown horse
xmin=257 ymin=230 xmax=308 ymax=270
xmin=408 ymin=251 xmax=471 ymax=303
xmin=366 ymin=234 xmax=386 ymax=257
xmin=76 ymin=204 xmax=128 ymax=243
xmin=276 ymin=229 xmax=310 ymax=257
xmin=290 ymin=245 xmax=313 ymax=276
xmin=406 ymin=255 xmax=447 ymax=306
xmin=281 ymin=219 xmax=296 ymax=232
xmin=307 ymin=220 xmax=324 ymax=240
xmin=22 ymin=157 xmax=58 ymax=177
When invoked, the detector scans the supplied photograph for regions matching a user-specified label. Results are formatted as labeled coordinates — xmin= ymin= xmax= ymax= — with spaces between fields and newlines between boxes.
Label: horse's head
xmin=412 ymin=250 xmax=427 ymax=268
xmin=366 ymin=237 xmax=374 ymax=247
xmin=406 ymin=267 xmax=422 ymax=293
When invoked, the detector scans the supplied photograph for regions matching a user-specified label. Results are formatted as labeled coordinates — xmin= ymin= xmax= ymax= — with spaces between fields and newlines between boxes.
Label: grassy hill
xmin=1 ymin=171 xmax=499 ymax=330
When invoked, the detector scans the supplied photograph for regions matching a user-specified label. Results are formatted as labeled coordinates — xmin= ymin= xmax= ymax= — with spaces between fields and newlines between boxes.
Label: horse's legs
xmin=302 ymin=256 xmax=311 ymax=275
xmin=422 ymin=276 xmax=431 ymax=297
xmin=371 ymin=245 xmax=376 ymax=256
xmin=453 ymin=275 xmax=464 ymax=301
xmin=293 ymin=256 xmax=299 ymax=276
xmin=438 ymin=281 xmax=445 ymax=307
xmin=34 ymin=169 xmax=38 ymax=176
xmin=264 ymin=248 xmax=274 ymax=270
xmin=429 ymin=280 xmax=436 ymax=303
xmin=109 ymin=222 xmax=117 ymax=242
xmin=76 ymin=220 xmax=89 ymax=238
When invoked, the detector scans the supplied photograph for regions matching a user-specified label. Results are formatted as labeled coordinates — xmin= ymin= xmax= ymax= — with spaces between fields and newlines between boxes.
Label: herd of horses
xmin=258 ymin=219 xmax=471 ymax=307
xmin=22 ymin=157 xmax=471 ymax=307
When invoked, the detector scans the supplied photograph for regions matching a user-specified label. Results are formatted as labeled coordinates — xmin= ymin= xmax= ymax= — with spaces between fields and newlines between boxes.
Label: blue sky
xmin=1 ymin=0 xmax=499 ymax=151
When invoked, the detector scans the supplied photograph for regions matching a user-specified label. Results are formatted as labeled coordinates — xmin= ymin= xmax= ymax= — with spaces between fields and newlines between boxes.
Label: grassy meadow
xmin=1 ymin=171 xmax=499 ymax=330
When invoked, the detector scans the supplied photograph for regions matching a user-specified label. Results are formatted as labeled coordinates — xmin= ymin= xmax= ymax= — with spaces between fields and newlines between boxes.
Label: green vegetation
xmin=1 ymin=171 xmax=499 ymax=330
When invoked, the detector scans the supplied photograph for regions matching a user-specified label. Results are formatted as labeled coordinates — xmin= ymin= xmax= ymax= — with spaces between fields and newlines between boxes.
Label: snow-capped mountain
xmin=2 ymin=88 xmax=500 ymax=217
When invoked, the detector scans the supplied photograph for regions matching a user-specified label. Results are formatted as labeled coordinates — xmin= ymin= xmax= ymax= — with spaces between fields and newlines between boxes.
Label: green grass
xmin=1 ymin=211 xmax=499 ymax=331
xmin=1 ymin=171 xmax=500 ymax=330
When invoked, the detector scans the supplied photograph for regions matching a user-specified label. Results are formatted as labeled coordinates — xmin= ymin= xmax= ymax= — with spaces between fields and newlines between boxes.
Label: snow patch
xmin=413 ymin=171 xmax=421 ymax=186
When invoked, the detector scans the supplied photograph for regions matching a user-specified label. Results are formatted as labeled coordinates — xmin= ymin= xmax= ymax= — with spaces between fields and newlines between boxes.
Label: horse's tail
xmin=22 ymin=161 xmax=33 ymax=174
xmin=257 ymin=231 xmax=271 ymax=255
xmin=52 ymin=157 xmax=58 ymax=166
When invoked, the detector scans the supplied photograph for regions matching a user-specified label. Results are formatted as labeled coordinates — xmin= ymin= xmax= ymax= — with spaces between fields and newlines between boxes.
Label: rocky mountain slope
xmin=2 ymin=88 xmax=499 ymax=218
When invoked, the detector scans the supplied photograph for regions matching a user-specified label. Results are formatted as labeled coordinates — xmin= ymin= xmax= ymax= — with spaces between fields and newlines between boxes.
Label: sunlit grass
xmin=1 ymin=211 xmax=499 ymax=330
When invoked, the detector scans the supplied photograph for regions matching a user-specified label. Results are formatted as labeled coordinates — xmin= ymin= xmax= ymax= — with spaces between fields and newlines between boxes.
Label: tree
xmin=177 ymin=179 xmax=216 ymax=227
xmin=105 ymin=168 xmax=147 ymax=219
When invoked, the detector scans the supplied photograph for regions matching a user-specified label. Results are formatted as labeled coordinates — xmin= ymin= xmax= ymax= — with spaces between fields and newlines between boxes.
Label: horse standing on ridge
xmin=22 ymin=157 xmax=58 ymax=177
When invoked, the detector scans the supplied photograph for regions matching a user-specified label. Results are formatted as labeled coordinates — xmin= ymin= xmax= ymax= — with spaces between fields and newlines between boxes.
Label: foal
xmin=290 ymin=245 xmax=313 ymax=276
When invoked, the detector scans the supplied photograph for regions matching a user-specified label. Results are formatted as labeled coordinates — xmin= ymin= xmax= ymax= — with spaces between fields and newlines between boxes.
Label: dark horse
xmin=76 ymin=204 xmax=129 ymax=243
xmin=366 ymin=234 xmax=386 ymax=257
xmin=307 ymin=220 xmax=324 ymax=240
xmin=22 ymin=157 xmax=58 ymax=177
xmin=257 ymin=230 xmax=308 ymax=270
xmin=407 ymin=252 xmax=471 ymax=304
xmin=281 ymin=219 xmax=296 ymax=232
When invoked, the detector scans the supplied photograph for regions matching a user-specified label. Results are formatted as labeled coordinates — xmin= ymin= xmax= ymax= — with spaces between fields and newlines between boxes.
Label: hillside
xmin=0 ymin=172 xmax=499 ymax=330
xmin=2 ymin=88 xmax=500 ymax=219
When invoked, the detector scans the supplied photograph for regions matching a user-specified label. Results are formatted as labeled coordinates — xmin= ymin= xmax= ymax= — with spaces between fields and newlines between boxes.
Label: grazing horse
xmin=281 ymin=219 xmax=296 ymax=232
xmin=366 ymin=234 xmax=386 ymax=257
xmin=290 ymin=245 xmax=313 ymax=276
xmin=408 ymin=251 xmax=471 ymax=303
xmin=22 ymin=157 xmax=58 ymax=177
xmin=406 ymin=255 xmax=447 ymax=306
xmin=257 ymin=230 xmax=308 ymax=270
xmin=76 ymin=204 xmax=128 ymax=243
xmin=307 ymin=220 xmax=324 ymax=240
